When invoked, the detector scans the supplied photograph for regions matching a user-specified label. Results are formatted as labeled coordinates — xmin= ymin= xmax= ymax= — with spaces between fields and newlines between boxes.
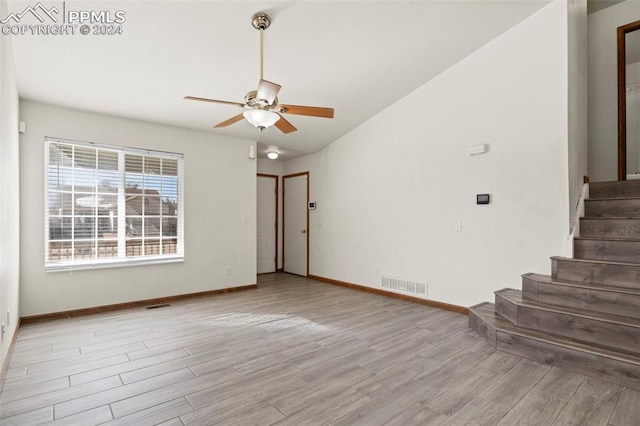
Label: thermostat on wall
xmin=308 ymin=201 xmax=317 ymax=210
xmin=476 ymin=194 xmax=490 ymax=205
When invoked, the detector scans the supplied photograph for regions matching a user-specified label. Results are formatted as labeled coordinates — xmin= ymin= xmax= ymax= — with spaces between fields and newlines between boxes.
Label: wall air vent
xmin=381 ymin=275 xmax=427 ymax=297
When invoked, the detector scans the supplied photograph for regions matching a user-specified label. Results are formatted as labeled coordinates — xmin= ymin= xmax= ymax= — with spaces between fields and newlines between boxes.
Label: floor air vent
xmin=381 ymin=276 xmax=427 ymax=297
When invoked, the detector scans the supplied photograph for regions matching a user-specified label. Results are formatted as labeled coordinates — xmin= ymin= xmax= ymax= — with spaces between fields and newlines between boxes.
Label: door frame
xmin=283 ymin=171 xmax=310 ymax=276
xmin=617 ymin=19 xmax=640 ymax=180
xmin=257 ymin=173 xmax=279 ymax=274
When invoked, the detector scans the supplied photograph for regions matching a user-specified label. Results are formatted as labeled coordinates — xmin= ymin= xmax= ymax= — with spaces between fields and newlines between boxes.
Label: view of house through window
xmin=45 ymin=138 xmax=184 ymax=270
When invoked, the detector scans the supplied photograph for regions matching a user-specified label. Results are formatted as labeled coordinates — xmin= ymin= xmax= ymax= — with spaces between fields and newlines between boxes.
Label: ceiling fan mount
xmin=251 ymin=12 xmax=271 ymax=31
xmin=184 ymin=11 xmax=334 ymax=134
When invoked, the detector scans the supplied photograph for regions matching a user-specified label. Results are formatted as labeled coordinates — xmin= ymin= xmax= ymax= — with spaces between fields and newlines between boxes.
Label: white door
xmin=284 ymin=173 xmax=308 ymax=276
xmin=257 ymin=176 xmax=277 ymax=274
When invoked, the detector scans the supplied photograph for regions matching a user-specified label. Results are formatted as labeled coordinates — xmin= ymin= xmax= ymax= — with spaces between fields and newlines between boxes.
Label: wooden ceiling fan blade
xmin=279 ymin=104 xmax=334 ymax=118
xmin=184 ymin=96 xmax=245 ymax=108
xmin=274 ymin=115 xmax=297 ymax=134
xmin=214 ymin=113 xmax=245 ymax=128
xmin=256 ymin=79 xmax=281 ymax=105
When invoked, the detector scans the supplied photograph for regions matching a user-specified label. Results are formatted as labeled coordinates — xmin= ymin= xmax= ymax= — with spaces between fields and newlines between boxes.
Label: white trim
xmin=568 ymin=182 xmax=589 ymax=240
xmin=117 ymin=151 xmax=126 ymax=258
xmin=45 ymin=256 xmax=184 ymax=272
xmin=177 ymin=158 xmax=185 ymax=256
xmin=44 ymin=136 xmax=182 ymax=159
xmin=44 ymin=141 xmax=50 ymax=264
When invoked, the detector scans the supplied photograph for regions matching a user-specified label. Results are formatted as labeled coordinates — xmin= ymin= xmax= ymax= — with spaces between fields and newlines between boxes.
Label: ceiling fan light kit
xmin=244 ymin=109 xmax=280 ymax=129
xmin=184 ymin=11 xmax=334 ymax=134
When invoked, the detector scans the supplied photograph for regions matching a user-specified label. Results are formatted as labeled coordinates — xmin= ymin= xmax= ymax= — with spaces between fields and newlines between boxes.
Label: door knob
xmin=301 ymin=229 xmax=306 ymax=233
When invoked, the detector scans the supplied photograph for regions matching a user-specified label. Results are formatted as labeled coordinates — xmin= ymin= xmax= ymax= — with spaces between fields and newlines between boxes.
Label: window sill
xmin=45 ymin=256 xmax=184 ymax=272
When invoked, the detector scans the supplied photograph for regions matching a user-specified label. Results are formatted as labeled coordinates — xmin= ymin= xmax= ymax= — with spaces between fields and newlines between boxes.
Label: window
xmin=45 ymin=138 xmax=184 ymax=271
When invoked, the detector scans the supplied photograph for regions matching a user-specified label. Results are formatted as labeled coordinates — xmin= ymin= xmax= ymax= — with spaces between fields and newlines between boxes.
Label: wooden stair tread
xmin=551 ymin=255 xmax=640 ymax=267
xmin=574 ymin=236 xmax=640 ymax=242
xmin=585 ymin=197 xmax=640 ymax=202
xmin=589 ymin=181 xmax=640 ymax=201
xmin=524 ymin=272 xmax=640 ymax=296
xmin=580 ymin=216 xmax=640 ymax=219
xmin=496 ymin=288 xmax=640 ymax=327
xmin=470 ymin=302 xmax=640 ymax=366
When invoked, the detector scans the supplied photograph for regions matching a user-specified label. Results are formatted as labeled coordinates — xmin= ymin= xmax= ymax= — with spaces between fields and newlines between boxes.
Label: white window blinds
xmin=45 ymin=138 xmax=184 ymax=271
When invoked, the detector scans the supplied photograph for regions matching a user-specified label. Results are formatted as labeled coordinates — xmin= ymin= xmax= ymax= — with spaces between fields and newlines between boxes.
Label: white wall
xmin=257 ymin=158 xmax=284 ymax=270
xmin=568 ymin=0 xmax=588 ymax=219
xmin=284 ymin=1 xmax=571 ymax=307
xmin=0 ymin=0 xmax=20 ymax=372
xmin=257 ymin=158 xmax=284 ymax=177
xmin=20 ymin=101 xmax=256 ymax=317
xmin=588 ymin=0 xmax=640 ymax=181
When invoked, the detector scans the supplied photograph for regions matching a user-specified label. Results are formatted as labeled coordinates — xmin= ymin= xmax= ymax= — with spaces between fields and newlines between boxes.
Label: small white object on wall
xmin=19 ymin=121 xmax=26 ymax=133
xmin=249 ymin=145 xmax=256 ymax=159
xmin=468 ymin=143 xmax=488 ymax=155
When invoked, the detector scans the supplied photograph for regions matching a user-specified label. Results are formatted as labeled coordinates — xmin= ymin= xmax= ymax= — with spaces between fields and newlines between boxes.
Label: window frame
xmin=44 ymin=137 xmax=184 ymax=272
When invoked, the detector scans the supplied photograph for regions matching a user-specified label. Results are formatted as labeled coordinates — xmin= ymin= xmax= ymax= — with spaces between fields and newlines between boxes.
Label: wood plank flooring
xmin=0 ymin=273 xmax=638 ymax=425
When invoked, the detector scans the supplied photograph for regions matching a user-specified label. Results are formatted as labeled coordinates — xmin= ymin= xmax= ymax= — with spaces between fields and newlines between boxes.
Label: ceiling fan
xmin=184 ymin=12 xmax=334 ymax=134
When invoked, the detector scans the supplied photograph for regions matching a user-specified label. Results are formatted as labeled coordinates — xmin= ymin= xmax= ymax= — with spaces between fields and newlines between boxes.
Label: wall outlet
xmin=226 ymin=266 xmax=232 ymax=276
xmin=455 ymin=221 xmax=462 ymax=231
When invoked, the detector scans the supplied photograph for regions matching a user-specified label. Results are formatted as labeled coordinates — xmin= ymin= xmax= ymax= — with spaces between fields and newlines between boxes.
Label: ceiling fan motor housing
xmin=245 ymin=90 xmax=278 ymax=109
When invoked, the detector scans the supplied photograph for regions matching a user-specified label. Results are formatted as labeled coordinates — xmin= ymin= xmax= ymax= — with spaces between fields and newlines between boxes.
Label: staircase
xmin=469 ymin=180 xmax=640 ymax=390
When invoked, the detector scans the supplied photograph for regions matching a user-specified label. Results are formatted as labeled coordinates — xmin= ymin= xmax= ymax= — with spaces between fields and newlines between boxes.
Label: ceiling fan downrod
xmin=251 ymin=12 xmax=271 ymax=81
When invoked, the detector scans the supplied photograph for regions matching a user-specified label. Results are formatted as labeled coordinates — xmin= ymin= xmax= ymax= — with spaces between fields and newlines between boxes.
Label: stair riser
xmin=589 ymin=180 xmax=640 ymax=199
xmin=497 ymin=331 xmax=640 ymax=391
xmin=495 ymin=292 xmax=517 ymax=324
xmin=495 ymin=293 xmax=640 ymax=355
xmin=523 ymin=276 xmax=640 ymax=320
xmin=585 ymin=199 xmax=640 ymax=217
xmin=468 ymin=309 xmax=497 ymax=347
xmin=580 ymin=218 xmax=640 ymax=239
xmin=552 ymin=258 xmax=640 ymax=290
xmin=574 ymin=239 xmax=640 ymax=263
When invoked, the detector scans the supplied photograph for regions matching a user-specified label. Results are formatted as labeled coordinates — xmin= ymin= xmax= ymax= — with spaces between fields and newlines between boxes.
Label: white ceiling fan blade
xmin=257 ymin=79 xmax=281 ymax=105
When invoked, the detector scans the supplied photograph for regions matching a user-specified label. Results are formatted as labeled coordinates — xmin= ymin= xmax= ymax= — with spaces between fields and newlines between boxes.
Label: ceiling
xmin=587 ymin=0 xmax=625 ymax=15
xmin=9 ymin=0 xmax=550 ymax=160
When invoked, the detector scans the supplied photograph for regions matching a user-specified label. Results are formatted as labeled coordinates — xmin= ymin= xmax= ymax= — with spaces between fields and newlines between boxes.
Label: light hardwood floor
xmin=1 ymin=273 xmax=638 ymax=425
